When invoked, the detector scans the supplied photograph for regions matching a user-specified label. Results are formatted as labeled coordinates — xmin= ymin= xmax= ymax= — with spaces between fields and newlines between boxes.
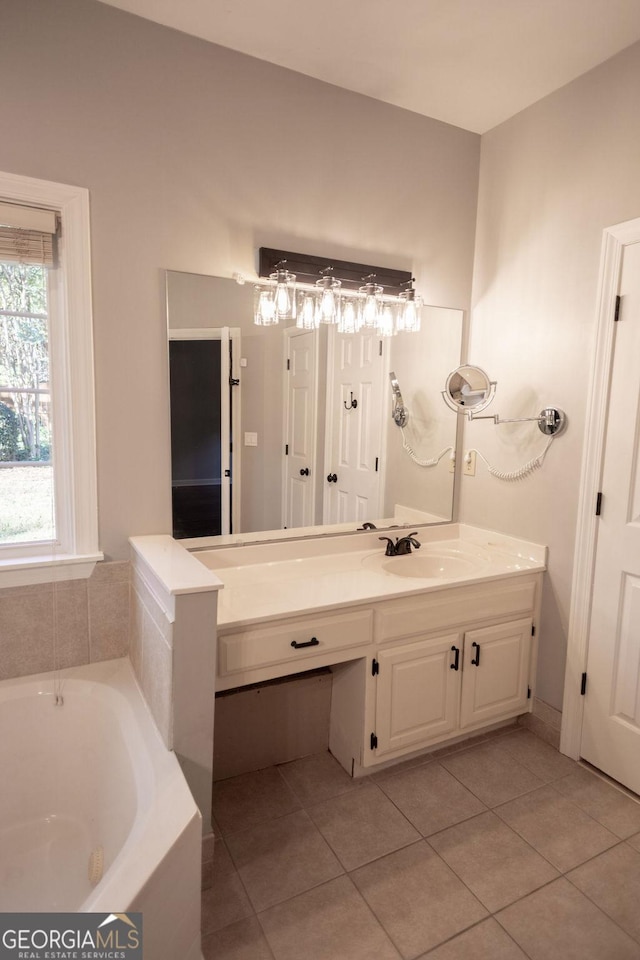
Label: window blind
xmin=0 ymin=201 xmax=57 ymax=267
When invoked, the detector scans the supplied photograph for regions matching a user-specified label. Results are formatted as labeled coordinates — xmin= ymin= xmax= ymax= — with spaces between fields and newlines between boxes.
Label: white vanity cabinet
xmin=360 ymin=574 xmax=540 ymax=768
xmin=216 ymin=607 xmax=373 ymax=691
xmin=459 ymin=617 xmax=533 ymax=729
xmin=372 ymin=631 xmax=462 ymax=756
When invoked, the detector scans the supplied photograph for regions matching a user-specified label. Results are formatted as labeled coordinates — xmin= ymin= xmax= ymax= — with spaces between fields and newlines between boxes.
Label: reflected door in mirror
xmin=283 ymin=328 xmax=318 ymax=528
xmin=324 ymin=329 xmax=386 ymax=524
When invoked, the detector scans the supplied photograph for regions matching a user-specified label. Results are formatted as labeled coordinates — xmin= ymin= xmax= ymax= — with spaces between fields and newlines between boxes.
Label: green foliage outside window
xmin=0 ymin=262 xmax=51 ymax=462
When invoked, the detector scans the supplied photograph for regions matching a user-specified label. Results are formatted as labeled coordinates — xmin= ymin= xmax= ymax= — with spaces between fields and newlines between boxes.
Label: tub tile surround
xmin=0 ymin=559 xmax=130 ymax=681
xmin=202 ymin=730 xmax=640 ymax=960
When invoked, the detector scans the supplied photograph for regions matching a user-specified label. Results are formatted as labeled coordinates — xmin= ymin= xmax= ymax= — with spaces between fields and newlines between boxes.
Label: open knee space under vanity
xmin=200 ymin=523 xmax=546 ymax=777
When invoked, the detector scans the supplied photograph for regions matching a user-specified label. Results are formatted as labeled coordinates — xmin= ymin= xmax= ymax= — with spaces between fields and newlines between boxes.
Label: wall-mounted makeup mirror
xmin=442 ymin=363 xmax=567 ymax=438
xmin=442 ymin=364 xmax=496 ymax=413
xmin=166 ymin=270 xmax=464 ymax=543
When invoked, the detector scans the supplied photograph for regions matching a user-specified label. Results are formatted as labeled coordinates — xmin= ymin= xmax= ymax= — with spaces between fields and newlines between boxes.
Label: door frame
xmin=561 ymin=217 xmax=640 ymax=758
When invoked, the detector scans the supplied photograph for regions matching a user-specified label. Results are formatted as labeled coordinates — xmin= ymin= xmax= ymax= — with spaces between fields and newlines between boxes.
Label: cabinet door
xmin=374 ymin=633 xmax=461 ymax=757
xmin=460 ymin=618 xmax=532 ymax=729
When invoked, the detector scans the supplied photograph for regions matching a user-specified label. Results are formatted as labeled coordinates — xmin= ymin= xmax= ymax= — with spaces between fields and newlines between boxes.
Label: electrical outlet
xmin=463 ymin=451 xmax=477 ymax=476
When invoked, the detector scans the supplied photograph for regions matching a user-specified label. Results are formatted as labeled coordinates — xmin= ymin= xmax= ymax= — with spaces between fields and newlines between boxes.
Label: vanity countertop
xmin=191 ymin=524 xmax=546 ymax=630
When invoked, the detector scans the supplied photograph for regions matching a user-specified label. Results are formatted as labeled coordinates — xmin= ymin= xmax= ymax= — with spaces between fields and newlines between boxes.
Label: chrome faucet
xmin=378 ymin=532 xmax=421 ymax=556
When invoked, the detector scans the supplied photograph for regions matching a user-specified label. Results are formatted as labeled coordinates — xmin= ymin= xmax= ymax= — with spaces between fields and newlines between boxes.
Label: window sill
xmin=0 ymin=552 xmax=105 ymax=589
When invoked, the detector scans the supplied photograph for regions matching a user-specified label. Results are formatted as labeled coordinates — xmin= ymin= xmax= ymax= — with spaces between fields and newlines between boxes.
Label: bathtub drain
xmin=88 ymin=845 xmax=104 ymax=886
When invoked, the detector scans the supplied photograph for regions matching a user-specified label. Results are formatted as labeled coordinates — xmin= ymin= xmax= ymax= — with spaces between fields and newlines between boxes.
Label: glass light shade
xmin=297 ymin=292 xmax=316 ymax=329
xmin=315 ymin=275 xmax=342 ymax=325
xmin=358 ymin=280 xmax=383 ymax=328
xmin=254 ymin=285 xmax=277 ymax=326
xmin=397 ymin=289 xmax=422 ymax=333
xmin=378 ymin=303 xmax=396 ymax=337
xmin=271 ymin=268 xmax=296 ymax=321
xmin=338 ymin=298 xmax=357 ymax=334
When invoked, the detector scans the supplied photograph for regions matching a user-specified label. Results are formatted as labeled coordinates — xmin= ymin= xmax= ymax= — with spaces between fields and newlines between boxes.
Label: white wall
xmin=385 ymin=307 xmax=463 ymax=521
xmin=0 ymin=0 xmax=480 ymax=559
xmin=463 ymin=41 xmax=640 ymax=709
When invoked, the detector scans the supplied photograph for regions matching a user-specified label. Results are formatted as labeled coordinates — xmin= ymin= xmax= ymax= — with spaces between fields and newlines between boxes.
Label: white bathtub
xmin=0 ymin=657 xmax=202 ymax=960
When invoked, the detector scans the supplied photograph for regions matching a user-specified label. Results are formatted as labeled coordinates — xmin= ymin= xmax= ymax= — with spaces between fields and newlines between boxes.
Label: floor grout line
xmin=205 ymin=741 xmax=640 ymax=959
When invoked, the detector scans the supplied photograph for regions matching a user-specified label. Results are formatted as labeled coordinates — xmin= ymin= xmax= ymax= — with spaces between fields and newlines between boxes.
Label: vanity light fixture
xmin=255 ymin=247 xmax=421 ymax=335
xmin=358 ymin=275 xmax=384 ymax=329
xmin=297 ymin=291 xmax=317 ymax=330
xmin=397 ymin=281 xmax=422 ymax=333
xmin=314 ymin=267 xmax=342 ymax=324
xmin=253 ymin=285 xmax=278 ymax=326
xmin=254 ymin=260 xmax=297 ymax=325
xmin=338 ymin=298 xmax=358 ymax=334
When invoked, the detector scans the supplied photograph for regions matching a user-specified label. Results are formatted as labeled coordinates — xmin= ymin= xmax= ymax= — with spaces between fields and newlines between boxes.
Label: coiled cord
xmin=400 ymin=428 xmax=453 ymax=468
xmin=469 ymin=436 xmax=555 ymax=481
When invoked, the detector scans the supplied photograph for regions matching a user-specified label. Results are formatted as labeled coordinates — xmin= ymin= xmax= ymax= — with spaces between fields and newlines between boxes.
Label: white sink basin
xmin=363 ymin=541 xmax=491 ymax=580
xmin=381 ymin=553 xmax=480 ymax=579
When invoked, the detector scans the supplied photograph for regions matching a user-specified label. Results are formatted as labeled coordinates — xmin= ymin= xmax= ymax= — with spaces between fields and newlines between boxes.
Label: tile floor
xmin=201 ymin=726 xmax=640 ymax=960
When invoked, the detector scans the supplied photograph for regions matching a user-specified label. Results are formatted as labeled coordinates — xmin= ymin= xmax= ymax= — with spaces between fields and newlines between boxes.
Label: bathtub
xmin=0 ymin=657 xmax=202 ymax=960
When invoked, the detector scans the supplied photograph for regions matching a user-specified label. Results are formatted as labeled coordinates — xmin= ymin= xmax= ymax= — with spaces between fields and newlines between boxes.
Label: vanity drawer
xmin=218 ymin=608 xmax=373 ymax=678
xmin=374 ymin=576 xmax=539 ymax=642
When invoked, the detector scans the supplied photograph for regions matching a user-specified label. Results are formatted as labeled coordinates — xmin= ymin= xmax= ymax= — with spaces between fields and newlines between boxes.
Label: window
xmin=0 ymin=171 xmax=101 ymax=586
xmin=0 ymin=260 xmax=54 ymax=543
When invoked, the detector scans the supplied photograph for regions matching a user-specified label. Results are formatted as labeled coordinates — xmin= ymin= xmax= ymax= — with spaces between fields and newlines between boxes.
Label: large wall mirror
xmin=167 ymin=270 xmax=463 ymax=542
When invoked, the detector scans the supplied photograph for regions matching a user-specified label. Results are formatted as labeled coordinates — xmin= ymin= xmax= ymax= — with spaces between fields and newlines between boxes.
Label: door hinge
xmin=286 ymin=358 xmax=290 ymax=370
xmin=375 ymin=457 xmax=379 ymax=473
xmin=614 ymin=295 xmax=621 ymax=322
xmin=285 ymin=443 xmax=289 ymax=455
xmin=224 ymin=469 xmax=231 ymax=477
xmin=370 ymin=732 xmax=378 ymax=750
xmin=581 ymin=672 xmax=587 ymax=695
xmin=531 ymin=624 xmax=535 ymax=637
xmin=595 ymin=492 xmax=603 ymax=516
xmin=372 ymin=658 xmax=379 ymax=676
xmin=378 ymin=340 xmax=383 ymax=356
xmin=527 ymin=686 xmax=532 ymax=699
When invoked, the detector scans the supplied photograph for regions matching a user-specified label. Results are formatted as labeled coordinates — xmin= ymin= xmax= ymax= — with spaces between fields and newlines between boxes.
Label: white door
xmin=283 ymin=328 xmax=317 ymax=529
xmin=581 ymin=240 xmax=640 ymax=793
xmin=374 ymin=633 xmax=461 ymax=757
xmin=324 ymin=329 xmax=386 ymax=525
xmin=459 ymin=619 xmax=532 ymax=729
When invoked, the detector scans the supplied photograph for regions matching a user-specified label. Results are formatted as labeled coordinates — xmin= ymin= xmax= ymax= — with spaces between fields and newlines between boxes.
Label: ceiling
xmin=99 ymin=0 xmax=640 ymax=133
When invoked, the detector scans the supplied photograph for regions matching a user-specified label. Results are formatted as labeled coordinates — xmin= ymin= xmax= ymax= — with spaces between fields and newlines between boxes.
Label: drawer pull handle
xmin=450 ymin=645 xmax=460 ymax=671
xmin=291 ymin=637 xmax=320 ymax=650
xmin=471 ymin=641 xmax=481 ymax=666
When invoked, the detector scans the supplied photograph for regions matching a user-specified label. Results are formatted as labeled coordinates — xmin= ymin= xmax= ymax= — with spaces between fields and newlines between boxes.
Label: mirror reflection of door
xmin=323 ymin=328 xmax=387 ymax=525
xmin=283 ymin=328 xmax=318 ymax=528
xmin=168 ymin=327 xmax=240 ymax=537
